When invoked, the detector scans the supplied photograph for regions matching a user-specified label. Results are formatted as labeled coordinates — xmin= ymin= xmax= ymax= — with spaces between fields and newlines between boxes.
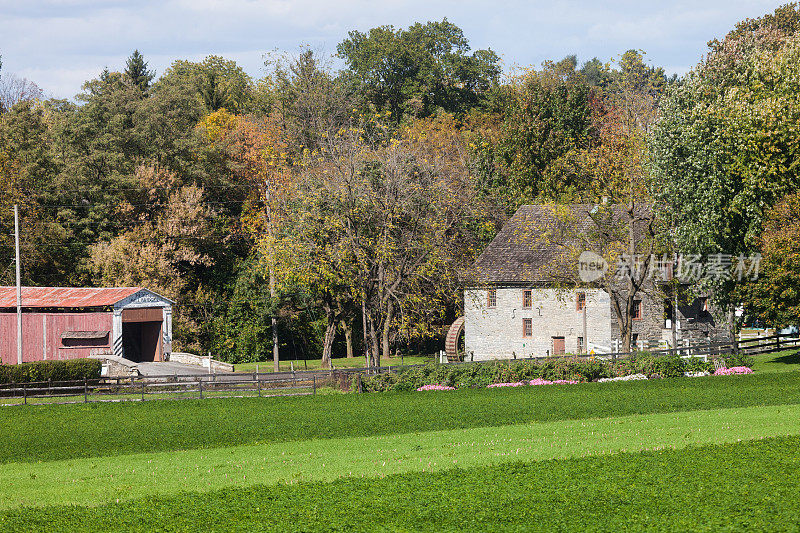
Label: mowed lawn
xmin=1 ymin=364 xmax=800 ymax=531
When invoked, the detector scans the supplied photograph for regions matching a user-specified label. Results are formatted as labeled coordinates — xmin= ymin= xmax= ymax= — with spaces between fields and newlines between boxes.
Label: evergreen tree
xmin=124 ymin=50 xmax=155 ymax=91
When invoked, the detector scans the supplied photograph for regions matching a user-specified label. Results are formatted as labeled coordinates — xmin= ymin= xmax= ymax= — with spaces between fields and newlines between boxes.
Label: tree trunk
xmin=625 ymin=202 xmax=636 ymax=354
xmin=366 ymin=311 xmax=381 ymax=368
xmin=341 ymin=319 xmax=354 ymax=358
xmin=267 ymin=180 xmax=279 ymax=373
xmin=361 ymin=294 xmax=371 ymax=370
xmin=726 ymin=304 xmax=739 ymax=353
xmin=381 ymin=300 xmax=393 ymax=362
xmin=321 ymin=305 xmax=336 ymax=369
xmin=671 ymin=289 xmax=678 ymax=349
xmin=622 ymin=322 xmax=632 ymax=354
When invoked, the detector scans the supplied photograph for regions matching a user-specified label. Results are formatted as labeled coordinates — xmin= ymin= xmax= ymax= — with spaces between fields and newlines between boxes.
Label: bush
xmin=359 ymin=353 xmax=734 ymax=392
xmin=0 ymin=359 xmax=102 ymax=384
xmin=722 ymin=352 xmax=755 ymax=368
xmin=360 ymin=359 xmax=617 ymax=392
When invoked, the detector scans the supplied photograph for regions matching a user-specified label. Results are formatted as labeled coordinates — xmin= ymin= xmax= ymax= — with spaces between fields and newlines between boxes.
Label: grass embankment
xmin=2 ymin=435 xmax=799 ymax=531
xmin=752 ymin=348 xmax=800 ymax=373
xmin=3 ymin=372 xmax=800 ymax=464
xmin=2 ymin=403 xmax=799 ymax=510
xmin=232 ymin=355 xmax=430 ymax=373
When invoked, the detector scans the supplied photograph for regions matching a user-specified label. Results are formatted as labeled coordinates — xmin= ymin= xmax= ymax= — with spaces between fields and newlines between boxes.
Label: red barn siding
xmin=0 ymin=312 xmax=112 ymax=365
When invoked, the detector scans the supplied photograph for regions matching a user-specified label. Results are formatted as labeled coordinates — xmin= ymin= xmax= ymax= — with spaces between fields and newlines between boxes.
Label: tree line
xmin=1 ymin=6 xmax=799 ymax=365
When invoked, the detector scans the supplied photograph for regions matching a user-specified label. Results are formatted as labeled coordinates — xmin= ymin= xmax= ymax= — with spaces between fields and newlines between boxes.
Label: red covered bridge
xmin=0 ymin=287 xmax=173 ymax=365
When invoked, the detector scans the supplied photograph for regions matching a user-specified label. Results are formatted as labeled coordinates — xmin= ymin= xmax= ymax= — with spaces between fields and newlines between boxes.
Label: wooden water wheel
xmin=445 ymin=316 xmax=465 ymax=362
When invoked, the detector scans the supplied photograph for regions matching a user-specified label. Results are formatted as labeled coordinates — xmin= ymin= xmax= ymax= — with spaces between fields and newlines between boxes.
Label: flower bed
xmin=362 ymin=352 xmax=755 ymax=393
xmin=713 ymin=366 xmax=754 ymax=376
xmin=598 ymin=374 xmax=648 ymax=383
xmin=412 ymin=366 xmax=755 ymax=392
xmin=530 ymin=378 xmax=579 ymax=386
xmin=415 ymin=384 xmax=456 ymax=391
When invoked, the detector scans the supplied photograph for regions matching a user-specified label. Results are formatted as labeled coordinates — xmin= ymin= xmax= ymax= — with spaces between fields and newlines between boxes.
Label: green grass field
xmin=752 ymin=348 xmax=800 ymax=373
xmin=1 ymin=358 xmax=799 ymax=531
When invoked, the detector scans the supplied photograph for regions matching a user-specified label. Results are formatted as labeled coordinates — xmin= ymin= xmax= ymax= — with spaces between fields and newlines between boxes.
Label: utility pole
xmin=265 ymin=180 xmax=279 ymax=372
xmin=582 ymin=296 xmax=588 ymax=354
xmin=14 ymin=205 xmax=22 ymax=365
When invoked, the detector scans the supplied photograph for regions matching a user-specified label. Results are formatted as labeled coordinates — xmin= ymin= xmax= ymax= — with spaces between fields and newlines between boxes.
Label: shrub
xmin=358 ymin=352 xmax=741 ymax=393
xmin=0 ymin=359 xmax=102 ymax=384
xmin=722 ymin=352 xmax=755 ymax=368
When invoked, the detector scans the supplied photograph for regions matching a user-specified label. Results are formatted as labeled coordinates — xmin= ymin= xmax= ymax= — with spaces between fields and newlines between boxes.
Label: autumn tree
xmin=89 ymin=178 xmax=216 ymax=352
xmin=476 ymin=59 xmax=598 ymax=206
xmin=540 ymin=51 xmax=665 ymax=353
xmin=267 ymin=49 xmax=359 ymax=151
xmin=270 ymin=112 xmax=484 ymax=367
xmin=194 ymin=108 xmax=294 ymax=366
xmin=741 ymin=191 xmax=800 ymax=328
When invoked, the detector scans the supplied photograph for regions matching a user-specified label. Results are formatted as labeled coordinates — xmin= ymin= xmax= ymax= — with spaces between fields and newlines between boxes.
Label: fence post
xmin=141 ymin=382 xmax=145 ymax=402
xmin=356 ymin=374 xmax=363 ymax=393
xmin=84 ymin=378 xmax=88 ymax=403
xmin=198 ymin=380 xmax=203 ymax=400
xmin=776 ymin=335 xmax=781 ymax=352
xmin=313 ymin=375 xmax=316 ymax=395
xmin=23 ymin=382 xmax=26 ymax=405
xmin=257 ymin=375 xmax=261 ymax=397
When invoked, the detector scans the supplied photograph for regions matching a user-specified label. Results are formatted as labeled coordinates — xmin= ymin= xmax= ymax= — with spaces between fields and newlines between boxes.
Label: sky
xmin=0 ymin=0 xmax=786 ymax=100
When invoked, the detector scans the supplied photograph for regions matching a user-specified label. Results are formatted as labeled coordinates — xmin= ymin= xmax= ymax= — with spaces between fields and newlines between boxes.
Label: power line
xmin=34 ymin=183 xmax=261 ymax=194
xmin=0 ymin=235 xmax=257 ymax=248
xmin=35 ymin=198 xmax=259 ymax=210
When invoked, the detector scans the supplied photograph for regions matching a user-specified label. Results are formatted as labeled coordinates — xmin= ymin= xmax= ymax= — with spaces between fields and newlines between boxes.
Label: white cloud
xmin=0 ymin=0 xmax=789 ymax=98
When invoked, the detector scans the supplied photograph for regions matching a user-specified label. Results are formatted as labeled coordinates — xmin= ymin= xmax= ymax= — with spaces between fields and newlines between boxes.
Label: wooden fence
xmin=2 ymin=332 xmax=797 ymax=406
xmin=736 ymin=332 xmax=800 ymax=355
xmin=0 ymin=373 xmax=322 ymax=406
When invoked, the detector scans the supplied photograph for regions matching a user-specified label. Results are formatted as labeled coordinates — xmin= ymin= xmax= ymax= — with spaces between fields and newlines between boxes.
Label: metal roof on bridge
xmin=0 ymin=287 xmax=144 ymax=309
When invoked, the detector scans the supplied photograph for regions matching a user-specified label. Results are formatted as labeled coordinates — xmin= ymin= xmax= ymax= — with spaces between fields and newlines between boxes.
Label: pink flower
xmin=416 ymin=384 xmax=456 ymax=391
xmin=713 ymin=366 xmax=753 ymax=376
xmin=487 ymin=381 xmax=527 ymax=388
xmin=528 ymin=378 xmax=579 ymax=386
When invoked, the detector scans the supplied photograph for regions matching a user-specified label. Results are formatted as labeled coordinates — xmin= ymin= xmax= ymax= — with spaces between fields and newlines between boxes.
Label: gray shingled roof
xmin=472 ymin=204 xmax=648 ymax=284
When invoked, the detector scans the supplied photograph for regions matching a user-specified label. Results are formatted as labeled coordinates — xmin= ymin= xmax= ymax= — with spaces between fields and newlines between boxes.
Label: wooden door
xmin=552 ymin=336 xmax=565 ymax=355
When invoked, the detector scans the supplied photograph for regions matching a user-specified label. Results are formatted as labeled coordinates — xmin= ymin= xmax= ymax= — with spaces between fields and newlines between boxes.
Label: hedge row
xmin=0 ymin=359 xmax=102 ymax=384
xmin=360 ymin=352 xmax=755 ymax=392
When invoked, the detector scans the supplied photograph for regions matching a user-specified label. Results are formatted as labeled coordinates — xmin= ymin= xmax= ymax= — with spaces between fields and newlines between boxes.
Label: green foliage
xmin=0 ymin=370 xmax=795 ymax=465
xmin=361 ymin=355 xmax=722 ymax=391
xmin=721 ymin=351 xmax=755 ymax=369
xmin=337 ymin=19 xmax=500 ymax=120
xmin=0 ymin=359 xmax=101 ymax=384
xmin=474 ymin=61 xmax=597 ymax=205
xmin=651 ymin=5 xmax=800 ymax=314
xmin=123 ymin=49 xmax=155 ymax=92
xmin=159 ymin=56 xmax=253 ymax=114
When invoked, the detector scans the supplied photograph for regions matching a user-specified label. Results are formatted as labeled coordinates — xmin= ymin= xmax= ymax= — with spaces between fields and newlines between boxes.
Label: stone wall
xmin=168 ymin=352 xmax=234 ymax=373
xmin=464 ymin=287 xmax=612 ymax=360
xmin=609 ymin=287 xmax=664 ymax=346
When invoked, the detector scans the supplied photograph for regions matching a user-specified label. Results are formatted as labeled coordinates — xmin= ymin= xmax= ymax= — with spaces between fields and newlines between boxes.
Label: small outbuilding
xmin=0 ymin=287 xmax=173 ymax=365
